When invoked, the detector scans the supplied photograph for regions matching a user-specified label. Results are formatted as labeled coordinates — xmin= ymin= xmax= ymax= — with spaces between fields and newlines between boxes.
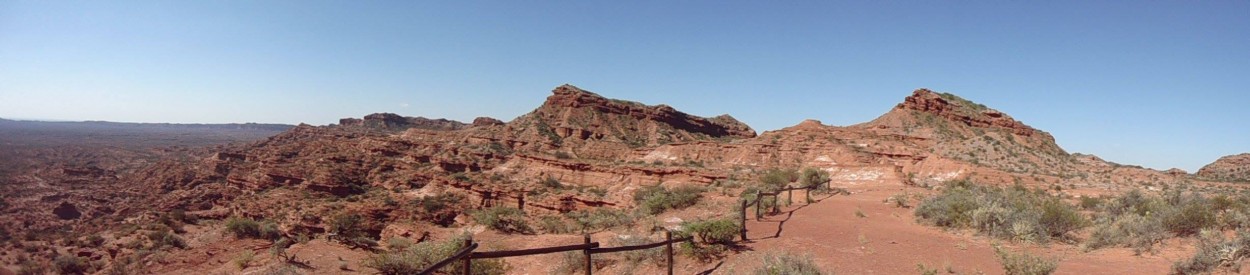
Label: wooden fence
xmin=419 ymin=231 xmax=692 ymax=275
xmin=424 ymin=179 xmax=834 ymax=274
xmin=738 ymin=180 xmax=831 ymax=241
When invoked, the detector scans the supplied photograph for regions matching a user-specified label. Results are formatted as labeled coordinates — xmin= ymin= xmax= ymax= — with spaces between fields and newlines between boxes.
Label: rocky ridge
xmin=1198 ymin=153 xmax=1250 ymax=182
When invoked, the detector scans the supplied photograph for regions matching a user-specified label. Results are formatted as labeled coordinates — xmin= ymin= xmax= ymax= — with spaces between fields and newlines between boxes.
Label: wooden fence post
xmin=518 ymin=192 xmax=525 ymax=211
xmin=739 ymin=200 xmax=748 ymax=241
xmin=806 ymin=187 xmax=811 ymax=205
xmin=583 ymin=234 xmax=593 ymax=275
xmin=772 ymin=194 xmax=779 ymax=213
xmin=665 ymin=231 xmax=674 ymax=275
xmin=462 ymin=236 xmax=473 ymax=274
xmin=755 ymin=190 xmax=762 ymax=220
xmin=787 ymin=188 xmax=793 ymax=206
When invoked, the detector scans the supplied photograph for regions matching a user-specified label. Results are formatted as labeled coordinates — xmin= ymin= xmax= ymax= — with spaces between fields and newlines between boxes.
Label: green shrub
xmin=617 ymin=234 xmax=665 ymax=269
xmin=753 ymin=252 xmax=823 ymax=275
xmin=634 ymin=185 xmax=704 ymax=215
xmin=685 ymin=218 xmax=738 ymax=245
xmin=1171 ymin=230 xmax=1250 ymax=274
xmin=760 ymin=169 xmax=799 ymax=191
xmin=364 ymin=235 xmax=505 ymax=275
xmin=415 ymin=193 xmax=464 ymax=227
xmin=1038 ymin=199 xmax=1088 ymax=240
xmin=147 ymin=230 xmax=187 ymax=249
xmin=565 ymin=208 xmax=634 ymax=232
xmin=538 ymin=215 xmax=575 ymax=234
xmin=259 ymin=221 xmax=282 ymax=240
xmin=225 ymin=217 xmax=261 ymax=239
xmin=1084 ymin=214 xmax=1166 ymax=254
xmin=329 ymin=213 xmax=377 ymax=248
xmin=232 ymin=250 xmax=255 ymax=269
xmin=1078 ymin=196 xmax=1102 ymax=210
xmin=1160 ymin=196 xmax=1217 ymax=237
xmin=915 ymin=181 xmax=1087 ymax=243
xmin=799 ymin=168 xmax=830 ymax=191
xmin=471 ymin=207 xmax=532 ymax=234
xmin=54 ymin=255 xmax=89 ymax=275
xmin=17 ymin=260 xmax=46 ymax=275
xmin=994 ymin=246 xmax=1058 ymax=275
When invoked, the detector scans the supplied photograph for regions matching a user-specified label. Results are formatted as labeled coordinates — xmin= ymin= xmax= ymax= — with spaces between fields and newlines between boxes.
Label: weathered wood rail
xmin=418 ymin=231 xmax=692 ymax=275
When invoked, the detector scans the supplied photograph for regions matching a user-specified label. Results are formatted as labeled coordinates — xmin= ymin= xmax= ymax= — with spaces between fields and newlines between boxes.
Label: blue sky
xmin=1 ymin=1 xmax=1246 ymax=171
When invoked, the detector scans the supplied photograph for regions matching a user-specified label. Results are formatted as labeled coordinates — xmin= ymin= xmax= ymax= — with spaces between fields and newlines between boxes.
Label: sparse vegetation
xmin=225 ymin=216 xmax=262 ymax=239
xmin=146 ymin=230 xmax=187 ymax=249
xmin=414 ymin=193 xmax=465 ymax=227
xmin=634 ymin=185 xmax=705 ymax=215
xmin=674 ymin=218 xmax=739 ymax=263
xmin=799 ymin=168 xmax=831 ymax=192
xmin=1171 ymin=230 xmax=1250 ymax=274
xmin=329 ymin=213 xmax=378 ymax=248
xmin=1083 ymin=189 xmax=1224 ymax=254
xmin=685 ymin=218 xmax=738 ymax=245
xmin=994 ymin=245 xmax=1058 ymax=275
xmin=752 ymin=251 xmax=824 ymax=275
xmin=53 ymin=255 xmax=90 ymax=275
xmin=471 ymin=206 xmax=533 ymax=234
xmin=761 ymin=168 xmax=800 ymax=191
xmin=233 ymin=250 xmax=255 ymax=269
xmin=364 ymin=235 xmax=505 ymax=275
xmin=914 ymin=180 xmax=1087 ymax=243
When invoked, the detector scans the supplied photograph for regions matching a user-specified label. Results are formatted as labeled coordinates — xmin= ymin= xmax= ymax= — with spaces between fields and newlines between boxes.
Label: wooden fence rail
xmin=425 ymin=179 xmax=833 ymax=274
xmin=418 ymin=242 xmax=477 ymax=275
xmin=420 ymin=231 xmax=692 ymax=275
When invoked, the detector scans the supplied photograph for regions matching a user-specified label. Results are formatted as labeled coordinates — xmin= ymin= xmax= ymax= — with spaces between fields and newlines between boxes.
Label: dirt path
xmin=715 ymin=181 xmax=1190 ymax=275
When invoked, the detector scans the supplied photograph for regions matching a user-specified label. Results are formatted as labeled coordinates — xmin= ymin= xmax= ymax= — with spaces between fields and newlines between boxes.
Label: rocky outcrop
xmin=895 ymin=89 xmax=1043 ymax=137
xmin=1198 ymin=153 xmax=1250 ymax=182
xmin=507 ymin=85 xmax=755 ymax=150
xmin=472 ymin=117 xmax=505 ymax=127
xmin=338 ymin=113 xmax=468 ymax=131
xmin=1164 ymin=168 xmax=1188 ymax=176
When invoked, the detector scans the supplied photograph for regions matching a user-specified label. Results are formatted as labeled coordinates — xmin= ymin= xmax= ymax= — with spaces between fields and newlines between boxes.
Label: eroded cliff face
xmin=505 ymin=85 xmax=754 ymax=151
xmin=1199 ymin=153 xmax=1250 ymax=182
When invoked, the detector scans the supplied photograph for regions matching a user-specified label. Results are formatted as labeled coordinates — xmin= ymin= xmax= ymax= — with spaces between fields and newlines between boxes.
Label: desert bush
xmin=386 ymin=238 xmax=414 ymax=252
xmin=414 ymin=193 xmax=464 ymax=227
xmin=364 ymin=235 xmax=505 ymax=275
xmin=1159 ymin=195 xmax=1217 ymax=237
xmin=565 ymin=208 xmax=634 ymax=232
xmin=889 ymin=192 xmax=913 ymax=208
xmin=634 ymin=185 xmax=705 ymax=215
xmin=799 ymin=168 xmax=831 ymax=191
xmin=329 ymin=213 xmax=378 ymax=248
xmin=1084 ymin=213 xmax=1167 ymax=254
xmin=17 ymin=260 xmax=47 ymax=275
xmin=753 ymin=252 xmax=823 ymax=275
xmin=1171 ymin=230 xmax=1250 ymax=274
xmin=538 ymin=215 xmax=575 ymax=234
xmin=225 ymin=216 xmax=261 ymax=239
xmin=760 ymin=168 xmax=799 ymax=191
xmin=685 ymin=218 xmax=738 ymax=245
xmin=994 ymin=246 xmax=1058 ymax=275
xmin=471 ymin=206 xmax=532 ymax=234
xmin=617 ymin=234 xmax=665 ymax=269
xmin=259 ymin=221 xmax=282 ymax=240
xmin=54 ymin=255 xmax=90 ymax=275
xmin=1078 ymin=196 xmax=1103 ymax=210
xmin=232 ymin=250 xmax=255 ymax=269
xmin=915 ymin=180 xmax=1087 ymax=243
xmin=84 ymin=234 xmax=105 ymax=247
xmin=146 ymin=230 xmax=187 ymax=249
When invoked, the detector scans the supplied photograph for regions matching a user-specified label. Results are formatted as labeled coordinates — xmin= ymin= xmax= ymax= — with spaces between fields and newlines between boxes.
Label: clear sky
xmin=1 ymin=1 xmax=1246 ymax=172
